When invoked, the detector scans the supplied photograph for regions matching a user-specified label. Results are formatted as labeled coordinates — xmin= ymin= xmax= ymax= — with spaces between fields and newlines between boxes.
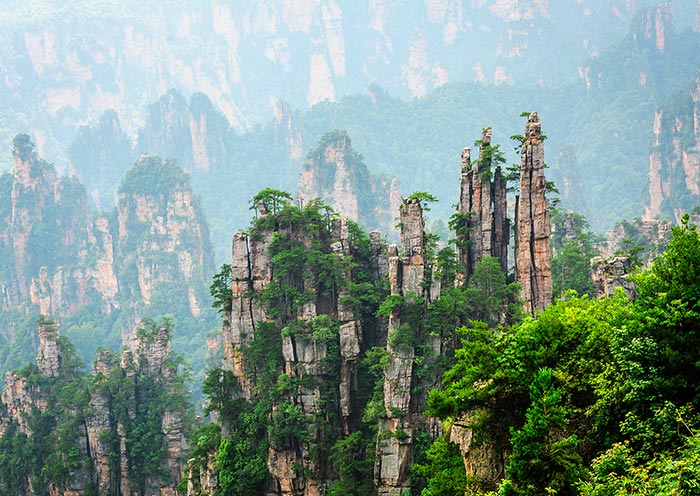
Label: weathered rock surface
xmin=450 ymin=411 xmax=508 ymax=491
xmin=0 ymin=321 xmax=187 ymax=495
xmin=645 ymin=73 xmax=700 ymax=223
xmin=514 ymin=112 xmax=552 ymax=315
xmin=376 ymin=197 xmax=443 ymax=495
xmin=590 ymin=256 xmax=637 ymax=299
xmin=457 ymin=128 xmax=509 ymax=278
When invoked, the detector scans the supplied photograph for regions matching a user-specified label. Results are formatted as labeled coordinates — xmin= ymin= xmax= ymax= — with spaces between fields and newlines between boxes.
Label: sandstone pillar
xmin=514 ymin=112 xmax=552 ymax=315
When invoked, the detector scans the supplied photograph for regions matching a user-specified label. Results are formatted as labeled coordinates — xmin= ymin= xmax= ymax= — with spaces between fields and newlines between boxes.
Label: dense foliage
xmin=187 ymin=195 xmax=390 ymax=494
xmin=421 ymin=214 xmax=700 ymax=495
xmin=0 ymin=317 xmax=192 ymax=494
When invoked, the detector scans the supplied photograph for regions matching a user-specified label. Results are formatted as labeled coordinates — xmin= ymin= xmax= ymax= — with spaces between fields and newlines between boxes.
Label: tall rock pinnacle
xmin=514 ymin=112 xmax=552 ymax=315
xmin=457 ymin=128 xmax=509 ymax=279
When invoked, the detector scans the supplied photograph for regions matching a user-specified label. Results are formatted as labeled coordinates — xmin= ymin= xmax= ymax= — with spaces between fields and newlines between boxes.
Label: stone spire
xmin=514 ymin=112 xmax=552 ymax=315
xmin=457 ymin=128 xmax=509 ymax=279
xmin=36 ymin=319 xmax=61 ymax=377
xmin=376 ymin=196 xmax=445 ymax=496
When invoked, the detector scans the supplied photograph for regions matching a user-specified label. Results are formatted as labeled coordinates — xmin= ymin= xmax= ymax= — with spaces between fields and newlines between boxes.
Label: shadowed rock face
xmin=515 ymin=112 xmax=552 ymax=316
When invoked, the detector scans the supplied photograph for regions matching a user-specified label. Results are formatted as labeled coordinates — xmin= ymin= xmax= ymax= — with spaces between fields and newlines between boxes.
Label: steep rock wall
xmin=514 ymin=112 xmax=552 ymax=315
xmin=644 ymin=73 xmax=700 ymax=222
xmin=457 ymin=128 xmax=509 ymax=279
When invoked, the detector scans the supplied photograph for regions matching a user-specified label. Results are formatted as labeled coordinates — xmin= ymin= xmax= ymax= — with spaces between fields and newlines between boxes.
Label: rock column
xmin=333 ymin=219 xmax=362 ymax=434
xmin=457 ymin=128 xmax=509 ymax=279
xmin=376 ymin=198 xmax=425 ymax=496
xmin=514 ymin=112 xmax=552 ymax=315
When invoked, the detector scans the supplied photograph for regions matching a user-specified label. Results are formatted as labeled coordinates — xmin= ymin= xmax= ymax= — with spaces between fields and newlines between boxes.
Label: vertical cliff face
xmin=0 ymin=135 xmax=119 ymax=320
xmin=116 ymin=154 xmax=214 ymax=316
xmin=0 ymin=319 xmax=189 ymax=496
xmin=457 ymin=128 xmax=509 ymax=279
xmin=0 ymin=136 xmax=216 ymax=389
xmin=215 ymin=200 xmax=387 ymax=496
xmin=376 ymin=197 xmax=429 ymax=495
xmin=514 ymin=112 xmax=552 ymax=316
xmin=298 ymin=130 xmax=396 ymax=233
xmin=644 ymin=73 xmax=700 ymax=222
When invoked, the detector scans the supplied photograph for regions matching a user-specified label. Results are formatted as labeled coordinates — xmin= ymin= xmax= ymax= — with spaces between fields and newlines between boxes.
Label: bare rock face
xmin=36 ymin=320 xmax=61 ymax=377
xmin=298 ymin=130 xmax=395 ymax=233
xmin=450 ymin=411 xmax=508 ymax=491
xmin=644 ymin=73 xmax=700 ymax=223
xmin=376 ymin=197 xmax=442 ymax=496
xmin=86 ymin=350 xmax=118 ymax=496
xmin=223 ymin=229 xmax=272 ymax=397
xmin=457 ymin=128 xmax=509 ymax=279
xmin=514 ymin=112 xmax=552 ymax=316
xmin=590 ymin=256 xmax=637 ymax=299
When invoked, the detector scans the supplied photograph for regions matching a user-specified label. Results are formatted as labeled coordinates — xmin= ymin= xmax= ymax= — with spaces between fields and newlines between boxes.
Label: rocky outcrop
xmin=514 ymin=112 xmax=552 ymax=316
xmin=35 ymin=320 xmax=61 ymax=377
xmin=0 ymin=320 xmax=188 ymax=495
xmin=298 ymin=130 xmax=395 ymax=233
xmin=590 ymin=256 xmax=637 ymax=299
xmin=376 ymin=198 xmax=426 ymax=495
xmin=116 ymin=153 xmax=214 ymax=316
xmin=599 ymin=218 xmax=672 ymax=265
xmin=1 ymin=135 xmax=120 ymax=319
xmin=449 ymin=411 xmax=508 ymax=492
xmin=222 ymin=228 xmax=272 ymax=396
xmin=644 ymin=73 xmax=700 ymax=223
xmin=457 ymin=128 xmax=509 ymax=278
xmin=0 ymin=136 xmax=216 ymax=399
xmin=217 ymin=201 xmax=387 ymax=496
xmin=376 ymin=197 xmax=443 ymax=495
